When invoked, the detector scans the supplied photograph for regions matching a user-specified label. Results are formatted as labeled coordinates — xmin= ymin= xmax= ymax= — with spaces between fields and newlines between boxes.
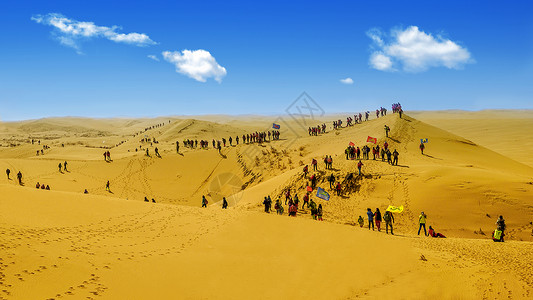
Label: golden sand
xmin=1 ymin=111 xmax=532 ymax=299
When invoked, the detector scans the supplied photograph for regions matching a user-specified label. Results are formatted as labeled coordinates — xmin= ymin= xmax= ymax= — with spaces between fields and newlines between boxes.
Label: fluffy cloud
xmin=162 ymin=50 xmax=227 ymax=83
xmin=367 ymin=26 xmax=473 ymax=72
xmin=147 ymin=54 xmax=159 ymax=61
xmin=32 ymin=13 xmax=156 ymax=53
xmin=340 ymin=77 xmax=354 ymax=85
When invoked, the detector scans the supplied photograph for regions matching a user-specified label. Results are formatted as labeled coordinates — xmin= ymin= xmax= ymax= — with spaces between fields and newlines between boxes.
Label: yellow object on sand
xmin=386 ymin=205 xmax=404 ymax=213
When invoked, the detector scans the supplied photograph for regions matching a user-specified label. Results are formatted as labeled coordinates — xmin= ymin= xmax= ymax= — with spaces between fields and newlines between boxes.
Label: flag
xmin=316 ymin=187 xmax=330 ymax=201
xmin=386 ymin=205 xmax=404 ymax=213
xmin=366 ymin=136 xmax=377 ymax=144
xmin=420 ymin=138 xmax=428 ymax=144
xmin=306 ymin=186 xmax=313 ymax=192
xmin=273 ymin=123 xmax=281 ymax=129
xmin=349 ymin=142 xmax=355 ymax=146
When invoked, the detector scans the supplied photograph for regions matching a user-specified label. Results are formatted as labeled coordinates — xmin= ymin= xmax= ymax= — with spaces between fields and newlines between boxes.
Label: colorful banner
xmin=420 ymin=138 xmax=428 ymax=144
xmin=386 ymin=205 xmax=404 ymax=213
xmin=273 ymin=123 xmax=281 ymax=129
xmin=316 ymin=187 xmax=330 ymax=201
xmin=367 ymin=136 xmax=377 ymax=144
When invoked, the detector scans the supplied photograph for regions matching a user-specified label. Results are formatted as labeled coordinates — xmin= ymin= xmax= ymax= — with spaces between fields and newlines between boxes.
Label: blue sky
xmin=0 ymin=0 xmax=532 ymax=121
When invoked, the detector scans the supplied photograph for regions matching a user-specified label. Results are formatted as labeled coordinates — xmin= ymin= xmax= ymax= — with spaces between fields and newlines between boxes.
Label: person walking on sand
xmin=495 ymin=215 xmax=506 ymax=242
xmin=358 ymin=216 xmax=364 ymax=228
xmin=16 ymin=171 xmax=23 ymax=185
xmin=275 ymin=199 xmax=284 ymax=215
xmin=357 ymin=160 xmax=363 ymax=176
xmin=202 ymin=195 xmax=208 ymax=208
xmin=335 ymin=182 xmax=342 ymax=196
xmin=317 ymin=204 xmax=323 ymax=221
xmin=106 ymin=180 xmax=110 ymax=192
xmin=420 ymin=142 xmax=425 ymax=155
xmin=64 ymin=161 xmax=68 ymax=172
xmin=367 ymin=208 xmax=375 ymax=230
xmin=222 ymin=197 xmax=228 ymax=209
xmin=263 ymin=196 xmax=272 ymax=213
xmin=328 ymin=174 xmax=335 ymax=189
xmin=392 ymin=150 xmax=399 ymax=166
xmin=418 ymin=212 xmax=427 ymax=236
xmin=6 ymin=168 xmax=10 ymax=179
xmin=58 ymin=162 xmax=62 ymax=172
xmin=384 ymin=211 xmax=395 ymax=234
xmin=375 ymin=208 xmax=382 ymax=231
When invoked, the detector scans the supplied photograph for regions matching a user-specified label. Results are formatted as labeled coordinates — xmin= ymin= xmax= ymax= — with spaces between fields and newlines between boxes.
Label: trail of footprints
xmin=1 ymin=204 xmax=235 ymax=299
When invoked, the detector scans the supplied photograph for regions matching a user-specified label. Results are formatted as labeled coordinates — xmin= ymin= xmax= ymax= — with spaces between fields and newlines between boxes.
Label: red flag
xmin=366 ymin=136 xmax=377 ymax=144
xmin=349 ymin=142 xmax=355 ymax=146
xmin=306 ymin=186 xmax=313 ymax=192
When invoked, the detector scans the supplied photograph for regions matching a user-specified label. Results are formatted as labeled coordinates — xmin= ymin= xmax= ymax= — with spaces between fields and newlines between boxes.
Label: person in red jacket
xmin=335 ymin=182 xmax=342 ymax=196
xmin=357 ymin=160 xmax=364 ymax=176
xmin=428 ymin=226 xmax=446 ymax=238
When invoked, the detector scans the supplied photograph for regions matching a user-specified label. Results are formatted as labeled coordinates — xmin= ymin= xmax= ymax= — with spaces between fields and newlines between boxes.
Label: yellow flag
xmin=386 ymin=205 xmax=404 ymax=213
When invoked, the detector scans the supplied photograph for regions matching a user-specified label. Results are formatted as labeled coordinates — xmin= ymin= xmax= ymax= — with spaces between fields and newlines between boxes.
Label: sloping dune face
xmin=410 ymin=110 xmax=533 ymax=167
xmin=1 ymin=111 xmax=533 ymax=299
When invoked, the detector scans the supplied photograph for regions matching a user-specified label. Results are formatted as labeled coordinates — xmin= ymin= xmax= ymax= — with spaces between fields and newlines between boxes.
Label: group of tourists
xmin=174 ymin=130 xmax=281 ymax=154
xmin=391 ymin=103 xmax=402 ymax=113
xmin=376 ymin=107 xmax=388 ymax=118
xmin=308 ymin=124 xmax=327 ymax=136
xmin=6 ymin=168 xmax=23 ymax=185
xmin=58 ymin=161 xmax=68 ymax=172
xmin=35 ymin=145 xmax=49 ymax=156
xmin=269 ymin=191 xmax=323 ymax=220
xmin=359 ymin=208 xmax=395 ymax=234
xmin=35 ymin=182 xmax=51 ymax=190
xmin=103 ymin=151 xmax=112 ymax=162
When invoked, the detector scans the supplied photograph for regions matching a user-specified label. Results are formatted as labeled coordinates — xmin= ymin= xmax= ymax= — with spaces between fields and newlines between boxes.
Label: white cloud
xmin=162 ymin=49 xmax=227 ymax=83
xmin=340 ymin=77 xmax=354 ymax=85
xmin=147 ymin=54 xmax=159 ymax=62
xmin=369 ymin=52 xmax=394 ymax=71
xmin=367 ymin=26 xmax=473 ymax=72
xmin=32 ymin=13 xmax=156 ymax=53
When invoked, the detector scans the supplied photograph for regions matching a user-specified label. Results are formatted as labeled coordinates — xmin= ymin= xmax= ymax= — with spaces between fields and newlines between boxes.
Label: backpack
xmin=383 ymin=212 xmax=391 ymax=222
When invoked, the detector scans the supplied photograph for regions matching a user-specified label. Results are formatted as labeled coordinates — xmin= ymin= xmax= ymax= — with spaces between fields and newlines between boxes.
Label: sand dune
xmin=1 ymin=110 xmax=533 ymax=298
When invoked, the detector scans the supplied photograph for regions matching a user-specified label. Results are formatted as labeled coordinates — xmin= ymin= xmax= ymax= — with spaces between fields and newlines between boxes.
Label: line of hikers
xmin=308 ymin=124 xmax=327 ymax=136
xmin=345 ymin=143 xmax=399 ymax=166
xmin=175 ymin=130 xmax=281 ymax=153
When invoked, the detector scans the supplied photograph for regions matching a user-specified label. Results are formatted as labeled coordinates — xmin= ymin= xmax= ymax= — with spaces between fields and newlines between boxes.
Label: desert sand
xmin=1 ymin=110 xmax=533 ymax=299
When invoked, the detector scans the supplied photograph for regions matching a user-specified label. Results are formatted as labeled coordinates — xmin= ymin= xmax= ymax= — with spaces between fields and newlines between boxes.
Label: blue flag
xmin=273 ymin=123 xmax=280 ymax=129
xmin=420 ymin=138 xmax=428 ymax=144
xmin=316 ymin=187 xmax=330 ymax=201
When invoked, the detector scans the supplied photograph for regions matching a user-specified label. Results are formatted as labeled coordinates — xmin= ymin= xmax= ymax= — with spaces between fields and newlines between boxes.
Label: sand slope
xmin=1 ymin=111 xmax=533 ymax=299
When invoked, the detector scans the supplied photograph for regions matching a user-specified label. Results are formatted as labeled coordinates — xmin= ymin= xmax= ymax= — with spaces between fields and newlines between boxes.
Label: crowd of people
xmin=176 ymin=130 xmax=281 ymax=153
xmin=308 ymin=124 xmax=327 ymax=135
xmin=35 ymin=182 xmax=51 ymax=190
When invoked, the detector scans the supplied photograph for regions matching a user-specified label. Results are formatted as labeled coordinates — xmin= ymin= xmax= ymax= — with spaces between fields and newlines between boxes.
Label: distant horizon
xmin=2 ymin=108 xmax=533 ymax=123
